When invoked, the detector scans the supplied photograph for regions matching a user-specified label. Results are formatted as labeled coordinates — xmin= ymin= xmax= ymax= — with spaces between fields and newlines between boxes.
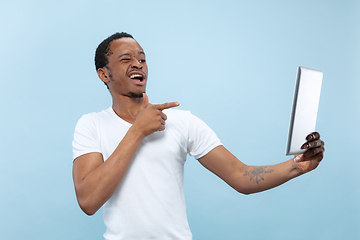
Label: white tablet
xmin=286 ymin=67 xmax=323 ymax=155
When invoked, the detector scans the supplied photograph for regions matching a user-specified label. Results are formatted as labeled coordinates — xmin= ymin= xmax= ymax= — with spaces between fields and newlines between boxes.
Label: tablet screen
xmin=286 ymin=67 xmax=323 ymax=155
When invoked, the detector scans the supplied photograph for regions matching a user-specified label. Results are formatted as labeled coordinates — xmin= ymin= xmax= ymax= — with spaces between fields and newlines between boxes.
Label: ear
xmin=97 ymin=68 xmax=110 ymax=85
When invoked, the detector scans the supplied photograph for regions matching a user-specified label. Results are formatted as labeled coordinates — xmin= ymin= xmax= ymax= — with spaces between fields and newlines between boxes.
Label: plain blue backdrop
xmin=1 ymin=0 xmax=359 ymax=239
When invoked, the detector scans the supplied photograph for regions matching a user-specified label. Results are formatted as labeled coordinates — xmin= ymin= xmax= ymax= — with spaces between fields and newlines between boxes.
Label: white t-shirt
xmin=72 ymin=107 xmax=222 ymax=240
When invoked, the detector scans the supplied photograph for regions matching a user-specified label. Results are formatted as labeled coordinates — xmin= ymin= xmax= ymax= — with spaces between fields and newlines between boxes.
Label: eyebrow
xmin=118 ymin=51 xmax=145 ymax=59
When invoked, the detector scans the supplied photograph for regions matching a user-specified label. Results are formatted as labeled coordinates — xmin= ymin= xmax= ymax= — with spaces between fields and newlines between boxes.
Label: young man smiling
xmin=72 ymin=32 xmax=325 ymax=240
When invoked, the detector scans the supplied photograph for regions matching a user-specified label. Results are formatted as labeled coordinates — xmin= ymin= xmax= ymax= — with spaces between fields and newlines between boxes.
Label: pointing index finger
xmin=155 ymin=101 xmax=180 ymax=110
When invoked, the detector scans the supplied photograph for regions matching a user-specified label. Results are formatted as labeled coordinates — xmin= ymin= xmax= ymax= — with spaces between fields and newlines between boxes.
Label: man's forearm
xmin=73 ymin=126 xmax=144 ymax=215
xmin=236 ymin=159 xmax=301 ymax=194
xmin=199 ymin=146 xmax=304 ymax=195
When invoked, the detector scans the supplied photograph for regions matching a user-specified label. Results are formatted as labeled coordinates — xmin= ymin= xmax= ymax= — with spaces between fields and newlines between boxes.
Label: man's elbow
xmin=236 ymin=189 xmax=254 ymax=195
xmin=81 ymin=206 xmax=97 ymax=216
xmin=78 ymin=198 xmax=100 ymax=216
xmin=233 ymin=185 xmax=257 ymax=195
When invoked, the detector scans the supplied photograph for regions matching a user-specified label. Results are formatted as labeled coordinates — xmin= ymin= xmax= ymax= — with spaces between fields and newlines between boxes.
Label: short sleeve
xmin=72 ymin=114 xmax=101 ymax=161
xmin=187 ymin=113 xmax=222 ymax=159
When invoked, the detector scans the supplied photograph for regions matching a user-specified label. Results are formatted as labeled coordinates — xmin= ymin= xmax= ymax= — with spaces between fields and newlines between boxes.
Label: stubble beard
xmin=108 ymin=71 xmax=145 ymax=99
xmin=128 ymin=92 xmax=144 ymax=98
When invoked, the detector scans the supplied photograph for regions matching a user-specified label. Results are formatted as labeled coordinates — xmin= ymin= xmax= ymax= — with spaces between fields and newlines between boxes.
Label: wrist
xmin=291 ymin=158 xmax=306 ymax=176
xmin=128 ymin=125 xmax=147 ymax=141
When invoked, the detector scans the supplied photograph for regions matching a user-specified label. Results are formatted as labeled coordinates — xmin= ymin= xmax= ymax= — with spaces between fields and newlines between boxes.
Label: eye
xmin=139 ymin=59 xmax=146 ymax=63
xmin=120 ymin=58 xmax=130 ymax=62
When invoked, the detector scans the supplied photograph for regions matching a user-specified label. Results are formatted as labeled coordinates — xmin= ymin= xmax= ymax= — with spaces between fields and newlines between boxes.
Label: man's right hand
xmin=133 ymin=93 xmax=180 ymax=138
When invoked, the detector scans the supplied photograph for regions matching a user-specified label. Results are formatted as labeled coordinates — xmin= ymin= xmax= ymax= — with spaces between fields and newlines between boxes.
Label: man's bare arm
xmin=198 ymin=132 xmax=325 ymax=194
xmin=72 ymin=94 xmax=179 ymax=215
xmin=72 ymin=127 xmax=144 ymax=215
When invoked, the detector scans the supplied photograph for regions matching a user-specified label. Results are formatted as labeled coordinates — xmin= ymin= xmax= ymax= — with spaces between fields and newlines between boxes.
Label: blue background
xmin=1 ymin=0 xmax=359 ymax=239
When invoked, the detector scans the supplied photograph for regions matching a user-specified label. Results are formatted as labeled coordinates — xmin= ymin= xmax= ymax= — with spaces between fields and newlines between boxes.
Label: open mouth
xmin=129 ymin=73 xmax=144 ymax=82
xmin=128 ymin=72 xmax=146 ymax=86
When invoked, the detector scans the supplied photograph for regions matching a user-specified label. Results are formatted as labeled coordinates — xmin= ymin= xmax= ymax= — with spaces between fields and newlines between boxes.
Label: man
xmin=72 ymin=32 xmax=325 ymax=239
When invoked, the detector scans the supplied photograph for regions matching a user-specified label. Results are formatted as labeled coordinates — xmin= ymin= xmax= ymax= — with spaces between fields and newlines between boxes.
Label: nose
xmin=131 ymin=59 xmax=143 ymax=69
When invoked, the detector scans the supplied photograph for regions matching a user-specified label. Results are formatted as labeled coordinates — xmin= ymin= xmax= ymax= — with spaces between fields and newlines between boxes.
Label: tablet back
xmin=286 ymin=67 xmax=323 ymax=155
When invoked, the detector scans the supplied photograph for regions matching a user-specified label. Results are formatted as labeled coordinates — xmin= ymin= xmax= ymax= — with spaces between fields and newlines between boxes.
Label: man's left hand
xmin=293 ymin=132 xmax=325 ymax=173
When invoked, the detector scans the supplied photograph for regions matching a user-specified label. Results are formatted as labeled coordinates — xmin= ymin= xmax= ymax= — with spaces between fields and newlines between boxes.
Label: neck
xmin=112 ymin=93 xmax=144 ymax=124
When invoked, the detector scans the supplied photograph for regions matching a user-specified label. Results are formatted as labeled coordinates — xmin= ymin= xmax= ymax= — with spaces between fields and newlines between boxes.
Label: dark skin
xmin=294 ymin=132 xmax=325 ymax=173
xmin=72 ymin=37 xmax=325 ymax=215
xmin=197 ymin=132 xmax=324 ymax=194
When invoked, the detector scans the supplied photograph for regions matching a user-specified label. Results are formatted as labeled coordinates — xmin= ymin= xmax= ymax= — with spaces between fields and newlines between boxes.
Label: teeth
xmin=130 ymin=74 xmax=142 ymax=79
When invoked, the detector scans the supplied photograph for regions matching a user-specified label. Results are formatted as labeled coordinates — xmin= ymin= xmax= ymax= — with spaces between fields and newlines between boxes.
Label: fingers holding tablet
xmin=294 ymin=132 xmax=325 ymax=163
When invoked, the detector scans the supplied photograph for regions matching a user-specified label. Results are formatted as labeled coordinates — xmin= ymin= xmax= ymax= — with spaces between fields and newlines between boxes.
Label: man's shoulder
xmin=163 ymin=108 xmax=190 ymax=116
xmin=163 ymin=108 xmax=194 ymax=122
xmin=163 ymin=108 xmax=208 ymax=132
xmin=79 ymin=107 xmax=112 ymax=120
xmin=75 ymin=107 xmax=113 ymax=126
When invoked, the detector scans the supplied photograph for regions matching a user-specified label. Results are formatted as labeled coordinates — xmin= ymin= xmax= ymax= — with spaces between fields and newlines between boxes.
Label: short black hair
xmin=94 ymin=32 xmax=134 ymax=88
xmin=95 ymin=32 xmax=134 ymax=70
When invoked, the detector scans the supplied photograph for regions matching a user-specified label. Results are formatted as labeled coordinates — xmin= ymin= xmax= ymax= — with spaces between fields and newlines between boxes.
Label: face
xmin=99 ymin=37 xmax=148 ymax=98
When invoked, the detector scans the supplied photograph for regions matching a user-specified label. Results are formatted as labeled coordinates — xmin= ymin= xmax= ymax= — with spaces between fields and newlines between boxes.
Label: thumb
xmin=139 ymin=93 xmax=149 ymax=110
xmin=294 ymin=154 xmax=303 ymax=162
